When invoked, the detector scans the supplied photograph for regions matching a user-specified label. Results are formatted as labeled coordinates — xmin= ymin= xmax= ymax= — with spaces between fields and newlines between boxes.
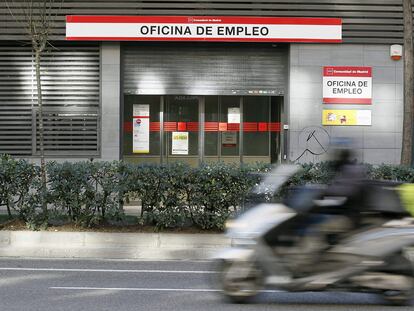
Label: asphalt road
xmin=0 ymin=258 xmax=411 ymax=311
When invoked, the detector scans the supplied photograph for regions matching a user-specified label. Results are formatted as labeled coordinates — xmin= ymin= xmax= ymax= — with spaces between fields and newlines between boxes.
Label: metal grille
xmin=35 ymin=109 xmax=99 ymax=156
xmin=0 ymin=0 xmax=408 ymax=44
xmin=0 ymin=46 xmax=100 ymax=156
xmin=123 ymin=43 xmax=287 ymax=96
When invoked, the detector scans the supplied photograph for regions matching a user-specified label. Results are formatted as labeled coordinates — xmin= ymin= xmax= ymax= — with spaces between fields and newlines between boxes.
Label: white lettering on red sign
xmin=323 ymin=66 xmax=372 ymax=104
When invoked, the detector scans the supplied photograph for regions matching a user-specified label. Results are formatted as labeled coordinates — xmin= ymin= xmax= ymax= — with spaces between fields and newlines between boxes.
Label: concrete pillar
xmin=100 ymin=42 xmax=121 ymax=161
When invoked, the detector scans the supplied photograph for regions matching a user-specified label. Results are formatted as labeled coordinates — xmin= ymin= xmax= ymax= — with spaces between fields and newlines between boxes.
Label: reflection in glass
xmin=221 ymin=96 xmax=240 ymax=156
xmin=243 ymin=97 xmax=270 ymax=156
xmin=205 ymin=96 xmax=219 ymax=156
xmin=165 ymin=95 xmax=199 ymax=156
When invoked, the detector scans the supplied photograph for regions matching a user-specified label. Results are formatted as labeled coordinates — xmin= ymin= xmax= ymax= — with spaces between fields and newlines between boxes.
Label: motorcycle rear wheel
xmin=383 ymin=288 xmax=413 ymax=306
xmin=382 ymin=252 xmax=414 ymax=306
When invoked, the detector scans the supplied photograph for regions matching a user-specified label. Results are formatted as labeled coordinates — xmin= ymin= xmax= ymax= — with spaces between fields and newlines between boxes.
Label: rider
xmin=295 ymin=148 xmax=366 ymax=252
xmin=323 ymin=148 xmax=367 ymax=226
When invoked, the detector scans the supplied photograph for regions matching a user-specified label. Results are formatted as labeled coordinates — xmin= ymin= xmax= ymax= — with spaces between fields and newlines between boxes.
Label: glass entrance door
xmin=204 ymin=96 xmax=241 ymax=163
xmin=204 ymin=96 xmax=282 ymax=164
xmin=243 ymin=96 xmax=271 ymax=164
xmin=164 ymin=95 xmax=199 ymax=166
xmin=122 ymin=95 xmax=282 ymax=165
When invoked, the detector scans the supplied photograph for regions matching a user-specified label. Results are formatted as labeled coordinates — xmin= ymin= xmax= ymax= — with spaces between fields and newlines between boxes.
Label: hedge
xmin=119 ymin=161 xmax=268 ymax=230
xmin=1 ymin=154 xmax=413 ymax=230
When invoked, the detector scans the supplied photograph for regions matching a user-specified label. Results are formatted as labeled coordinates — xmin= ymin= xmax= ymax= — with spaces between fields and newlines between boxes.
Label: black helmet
xmin=332 ymin=149 xmax=354 ymax=171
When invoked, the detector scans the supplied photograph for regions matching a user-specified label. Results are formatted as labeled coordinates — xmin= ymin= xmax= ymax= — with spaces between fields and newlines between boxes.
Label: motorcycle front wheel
xmin=217 ymin=259 xmax=264 ymax=303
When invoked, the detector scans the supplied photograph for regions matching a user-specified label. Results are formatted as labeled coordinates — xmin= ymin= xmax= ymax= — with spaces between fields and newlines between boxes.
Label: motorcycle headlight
xmin=225 ymin=220 xmax=235 ymax=230
xmin=232 ymin=238 xmax=256 ymax=246
xmin=225 ymin=220 xmax=247 ymax=231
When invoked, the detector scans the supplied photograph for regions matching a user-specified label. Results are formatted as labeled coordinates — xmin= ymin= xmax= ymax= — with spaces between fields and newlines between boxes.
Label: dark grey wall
xmin=289 ymin=44 xmax=403 ymax=165
xmin=0 ymin=0 xmax=408 ymax=44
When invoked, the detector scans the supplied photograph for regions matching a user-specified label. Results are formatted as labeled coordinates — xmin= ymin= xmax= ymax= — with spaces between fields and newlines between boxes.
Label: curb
xmin=0 ymin=231 xmax=230 ymax=260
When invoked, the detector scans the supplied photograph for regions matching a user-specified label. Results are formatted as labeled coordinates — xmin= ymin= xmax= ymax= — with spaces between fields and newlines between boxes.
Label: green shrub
xmin=47 ymin=161 xmax=122 ymax=227
xmin=154 ymin=163 xmax=190 ymax=228
xmin=120 ymin=162 xmax=165 ymax=217
xmin=119 ymin=162 xmax=268 ymax=230
xmin=47 ymin=161 xmax=94 ymax=226
xmin=368 ymin=164 xmax=414 ymax=182
xmin=0 ymin=155 xmax=41 ymax=222
xmin=188 ymin=163 xmax=254 ymax=230
xmin=2 ymin=154 xmax=414 ymax=231
xmin=88 ymin=161 xmax=122 ymax=220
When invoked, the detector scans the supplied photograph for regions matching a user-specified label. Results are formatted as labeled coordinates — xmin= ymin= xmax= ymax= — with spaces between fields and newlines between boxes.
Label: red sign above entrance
xmin=66 ymin=16 xmax=342 ymax=43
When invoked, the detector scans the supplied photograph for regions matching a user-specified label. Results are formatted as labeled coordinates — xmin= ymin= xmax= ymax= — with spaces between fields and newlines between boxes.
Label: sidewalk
xmin=1 ymin=230 xmax=413 ymax=261
xmin=0 ymin=231 xmax=230 ymax=260
xmin=0 ymin=202 xmax=232 ymax=260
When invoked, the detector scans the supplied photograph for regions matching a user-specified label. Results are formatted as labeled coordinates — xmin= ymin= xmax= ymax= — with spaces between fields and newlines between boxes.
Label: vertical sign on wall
xmin=323 ymin=66 xmax=372 ymax=104
xmin=133 ymin=104 xmax=150 ymax=153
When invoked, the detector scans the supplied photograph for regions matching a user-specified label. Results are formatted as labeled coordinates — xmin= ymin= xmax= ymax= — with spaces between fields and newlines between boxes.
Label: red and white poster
xmin=133 ymin=104 xmax=150 ymax=154
xmin=323 ymin=66 xmax=372 ymax=104
xmin=66 ymin=16 xmax=342 ymax=43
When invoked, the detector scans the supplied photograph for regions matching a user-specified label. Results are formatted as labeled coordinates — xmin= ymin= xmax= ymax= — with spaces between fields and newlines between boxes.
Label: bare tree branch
xmin=5 ymin=0 xmax=31 ymax=36
xmin=6 ymin=0 xmax=63 ymax=215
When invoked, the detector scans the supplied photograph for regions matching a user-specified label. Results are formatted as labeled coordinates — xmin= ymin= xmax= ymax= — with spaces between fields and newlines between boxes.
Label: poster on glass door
xmin=172 ymin=132 xmax=189 ymax=155
xmin=133 ymin=104 xmax=150 ymax=153
xmin=222 ymin=132 xmax=237 ymax=147
xmin=228 ymin=107 xmax=240 ymax=123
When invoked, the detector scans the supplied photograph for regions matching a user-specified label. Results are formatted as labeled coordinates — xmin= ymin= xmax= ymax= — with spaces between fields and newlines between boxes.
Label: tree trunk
xmin=35 ymin=49 xmax=47 ymax=212
xmin=6 ymin=198 xmax=12 ymax=218
xmin=402 ymin=0 xmax=414 ymax=165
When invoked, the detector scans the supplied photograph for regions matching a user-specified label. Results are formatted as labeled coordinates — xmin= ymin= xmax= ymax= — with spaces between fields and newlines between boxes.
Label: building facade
xmin=0 ymin=1 xmax=407 ymax=165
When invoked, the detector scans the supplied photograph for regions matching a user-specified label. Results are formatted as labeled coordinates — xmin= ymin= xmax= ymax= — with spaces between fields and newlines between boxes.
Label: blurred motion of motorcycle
xmin=214 ymin=151 xmax=414 ymax=306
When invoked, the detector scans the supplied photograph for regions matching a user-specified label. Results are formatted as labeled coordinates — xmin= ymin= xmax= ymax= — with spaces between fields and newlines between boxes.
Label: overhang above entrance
xmin=123 ymin=43 xmax=286 ymax=96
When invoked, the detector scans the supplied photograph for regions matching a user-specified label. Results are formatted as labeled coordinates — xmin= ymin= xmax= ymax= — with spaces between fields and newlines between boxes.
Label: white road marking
xmin=50 ymin=286 xmax=282 ymax=293
xmin=0 ymin=267 xmax=217 ymax=274
xmin=50 ymin=287 xmax=221 ymax=292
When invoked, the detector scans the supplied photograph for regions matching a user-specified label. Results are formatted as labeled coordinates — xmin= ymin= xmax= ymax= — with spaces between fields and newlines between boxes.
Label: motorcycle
xmin=214 ymin=165 xmax=414 ymax=306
